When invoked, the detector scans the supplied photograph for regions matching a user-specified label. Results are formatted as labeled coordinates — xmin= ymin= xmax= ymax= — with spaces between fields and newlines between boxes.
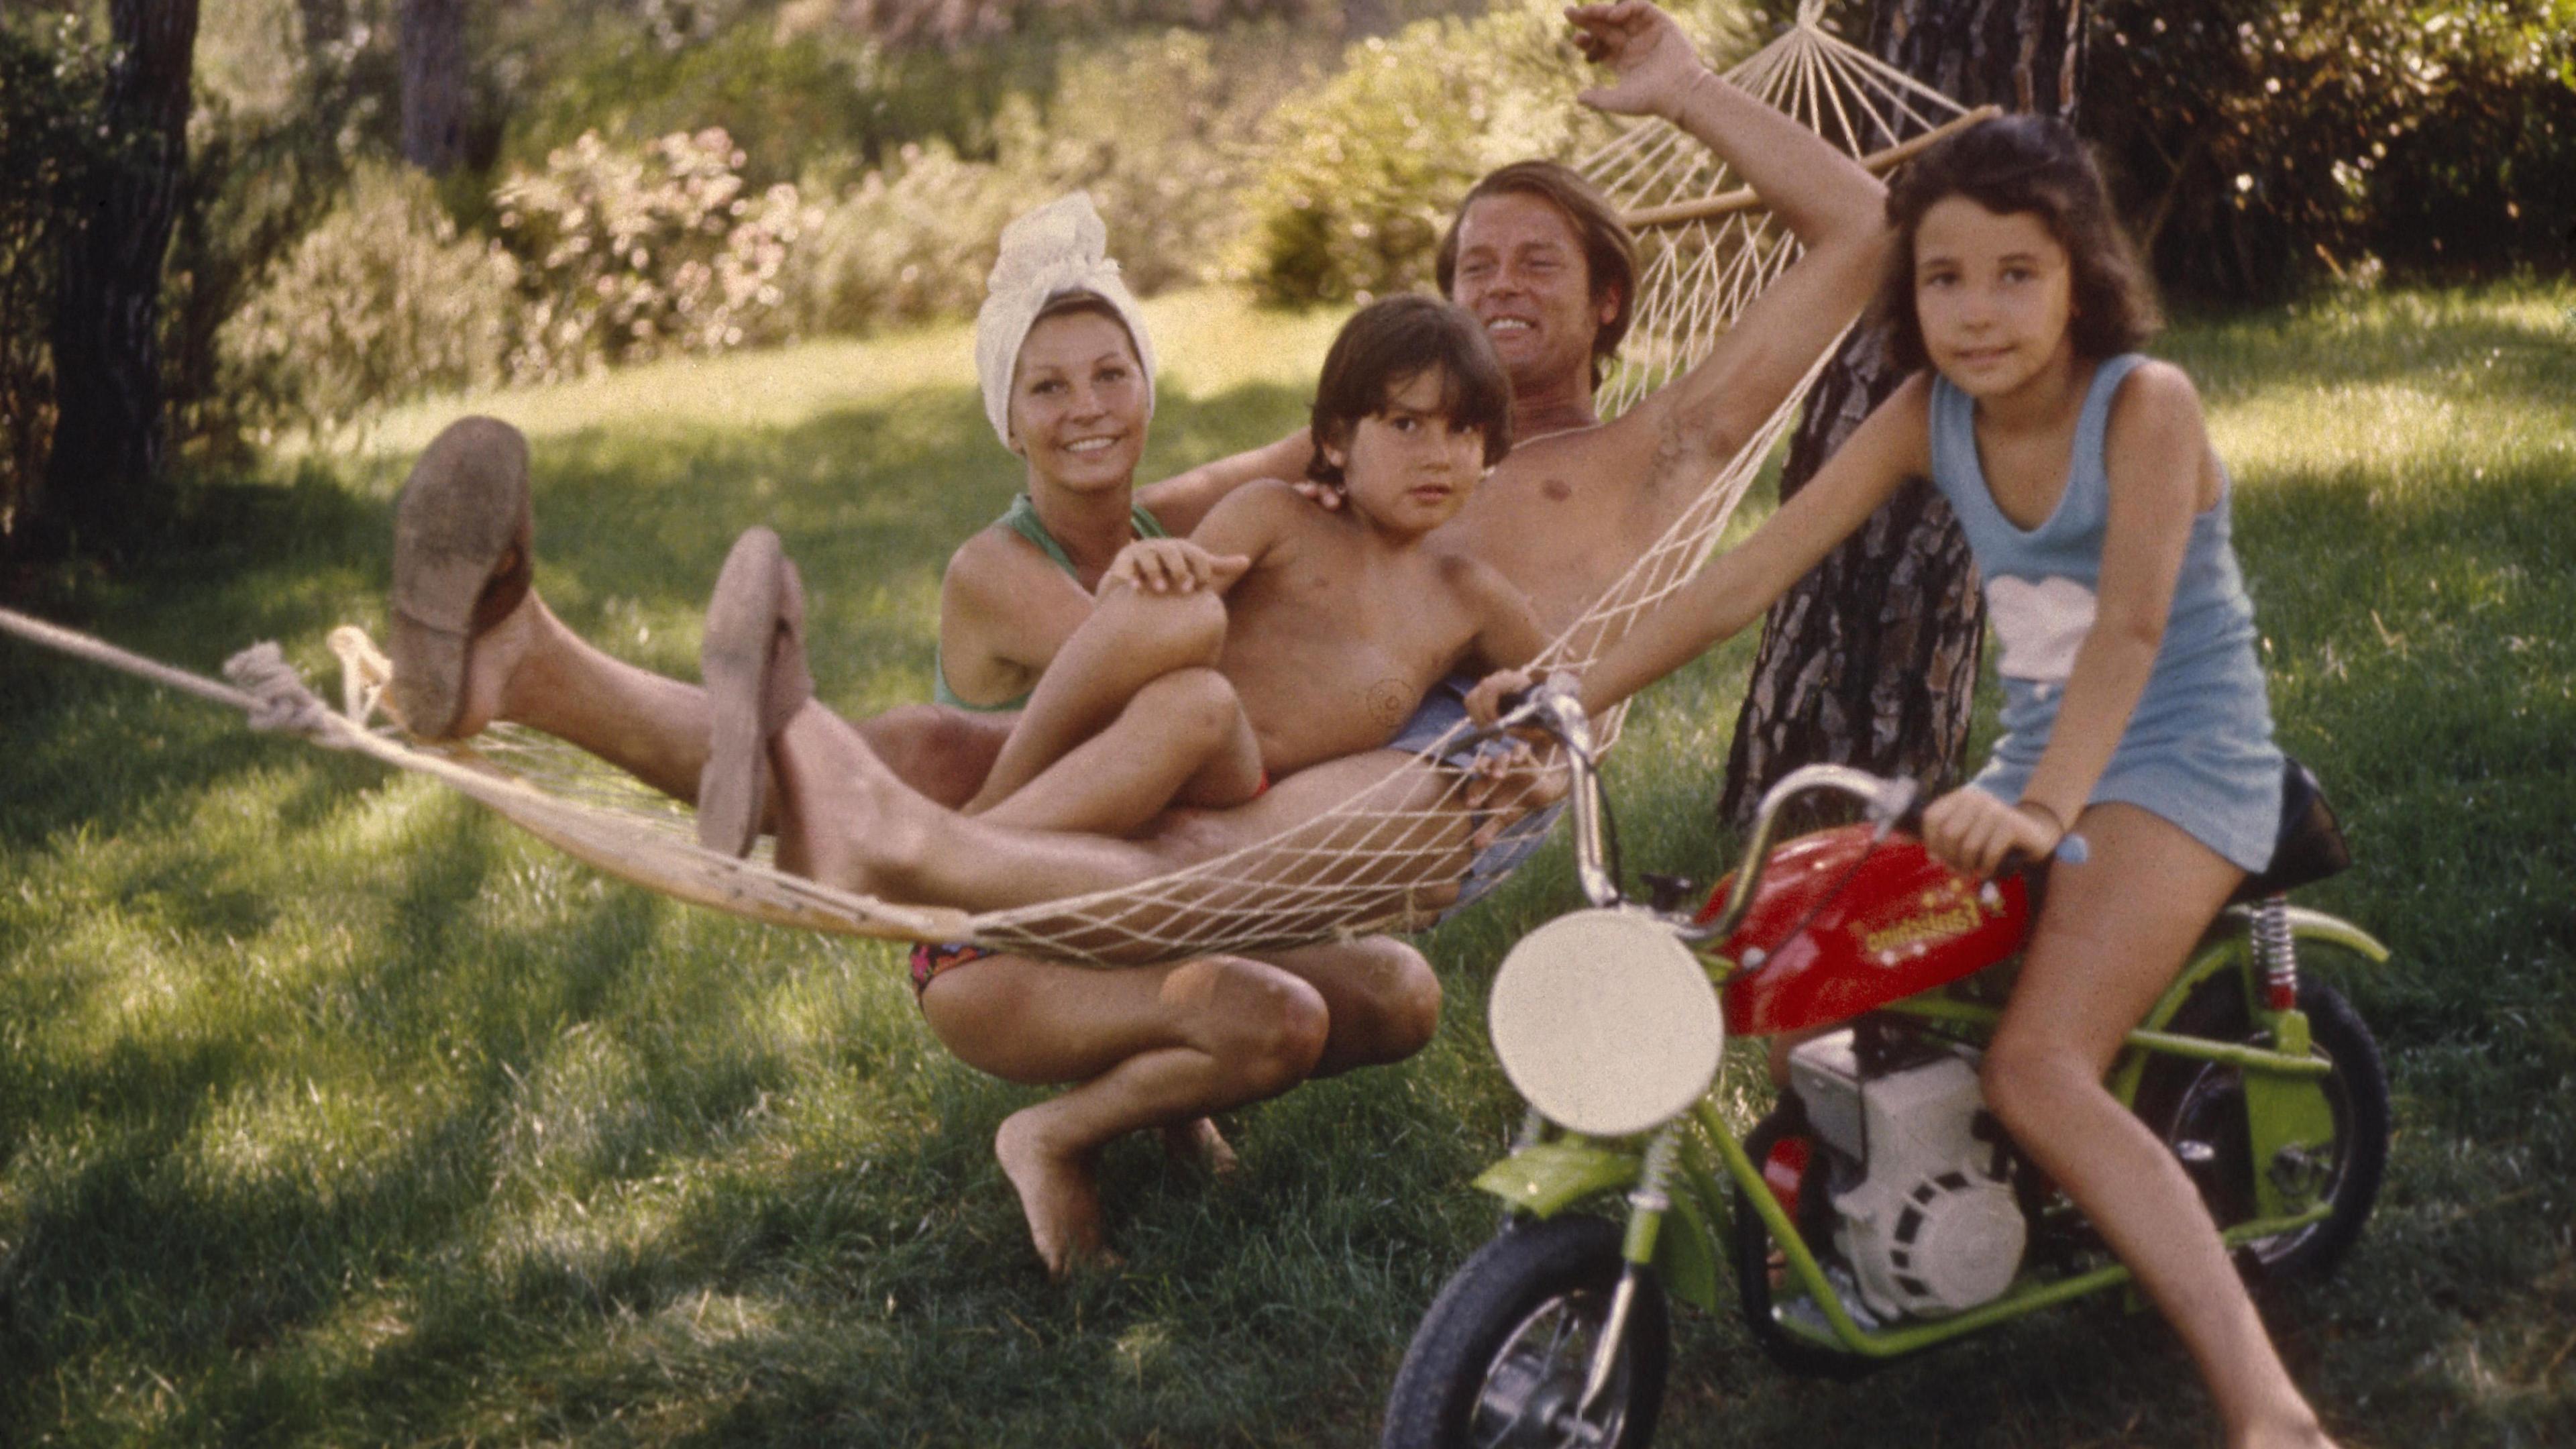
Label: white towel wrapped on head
xmin=973 ymin=192 xmax=1157 ymax=448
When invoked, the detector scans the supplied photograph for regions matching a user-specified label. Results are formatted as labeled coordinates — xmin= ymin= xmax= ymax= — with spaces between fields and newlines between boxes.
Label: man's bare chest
xmin=1448 ymin=475 xmax=1641 ymax=628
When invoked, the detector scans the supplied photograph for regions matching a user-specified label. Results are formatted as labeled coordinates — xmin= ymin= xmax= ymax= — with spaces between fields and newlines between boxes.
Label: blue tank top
xmin=932 ymin=492 xmax=1168 ymax=712
xmin=1927 ymin=354 xmax=2285 ymax=872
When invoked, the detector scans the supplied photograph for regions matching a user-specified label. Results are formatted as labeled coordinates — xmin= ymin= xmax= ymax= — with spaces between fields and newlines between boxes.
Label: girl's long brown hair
xmin=1872 ymin=114 xmax=2161 ymax=374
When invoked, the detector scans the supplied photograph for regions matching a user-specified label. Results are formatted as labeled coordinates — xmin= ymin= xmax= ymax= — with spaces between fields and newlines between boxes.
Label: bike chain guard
xmin=1488 ymin=909 xmax=1725 ymax=1138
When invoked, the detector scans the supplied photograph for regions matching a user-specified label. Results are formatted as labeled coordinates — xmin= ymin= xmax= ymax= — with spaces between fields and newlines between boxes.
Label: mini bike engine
xmin=1786 ymin=1026 xmax=2026 ymax=1320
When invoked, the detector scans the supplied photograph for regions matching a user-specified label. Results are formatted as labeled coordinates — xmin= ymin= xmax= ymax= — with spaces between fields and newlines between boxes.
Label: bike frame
xmin=1468 ymin=688 xmax=2390 ymax=1381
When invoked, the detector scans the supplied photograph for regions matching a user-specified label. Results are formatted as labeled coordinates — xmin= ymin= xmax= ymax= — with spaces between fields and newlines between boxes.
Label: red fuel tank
xmin=1697 ymin=825 xmax=2033 ymax=1037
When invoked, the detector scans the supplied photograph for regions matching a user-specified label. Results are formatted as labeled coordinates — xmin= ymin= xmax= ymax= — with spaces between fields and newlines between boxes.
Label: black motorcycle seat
xmin=2226 ymin=757 xmax=2352 ymax=905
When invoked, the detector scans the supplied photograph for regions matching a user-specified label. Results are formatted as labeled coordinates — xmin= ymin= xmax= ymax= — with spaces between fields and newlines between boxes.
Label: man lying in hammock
xmin=756 ymin=0 xmax=1892 ymax=915
xmin=376 ymin=1 xmax=1880 ymax=1272
xmin=384 ymin=1 xmax=1887 ymax=937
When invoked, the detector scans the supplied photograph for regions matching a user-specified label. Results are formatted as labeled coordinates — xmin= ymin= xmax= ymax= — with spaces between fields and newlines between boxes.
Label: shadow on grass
xmin=3 ymin=306 xmax=2571 ymax=1444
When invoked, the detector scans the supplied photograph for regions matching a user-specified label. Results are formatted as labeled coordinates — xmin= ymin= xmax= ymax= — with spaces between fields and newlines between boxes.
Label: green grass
xmin=3 ymin=282 xmax=2572 ymax=1446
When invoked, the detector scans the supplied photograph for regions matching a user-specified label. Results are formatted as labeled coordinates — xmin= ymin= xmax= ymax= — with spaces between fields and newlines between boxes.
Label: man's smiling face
xmin=1446 ymin=191 xmax=1618 ymax=398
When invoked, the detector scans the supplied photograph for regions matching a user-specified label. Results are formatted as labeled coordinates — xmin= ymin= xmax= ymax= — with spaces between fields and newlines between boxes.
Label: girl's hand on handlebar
xmin=1919 ymin=787 xmax=2064 ymax=880
xmin=1465 ymin=669 xmax=1536 ymax=727
xmin=1104 ymin=539 xmax=1248 ymax=596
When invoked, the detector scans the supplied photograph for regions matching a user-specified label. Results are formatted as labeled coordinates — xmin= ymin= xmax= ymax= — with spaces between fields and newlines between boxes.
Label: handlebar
xmin=1476 ymin=686 xmax=1917 ymax=930
xmin=1692 ymin=764 xmax=1917 ymax=943
xmin=1485 ymin=683 xmax=1621 ymax=909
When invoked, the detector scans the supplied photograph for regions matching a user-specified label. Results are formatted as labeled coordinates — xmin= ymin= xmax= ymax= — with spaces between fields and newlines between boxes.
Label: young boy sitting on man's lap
xmin=957 ymin=294 xmax=1546 ymax=837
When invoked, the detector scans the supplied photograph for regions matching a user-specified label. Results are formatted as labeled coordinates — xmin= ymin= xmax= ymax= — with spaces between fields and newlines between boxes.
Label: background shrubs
xmin=496 ymin=25 xmax=879 ymax=189
xmin=784 ymin=27 xmax=1306 ymax=335
xmin=220 ymin=164 xmax=519 ymax=443
xmin=2088 ymin=0 xmax=2576 ymax=302
xmin=71 ymin=0 xmax=2572 ymax=456
xmin=1230 ymin=1 xmax=1750 ymax=305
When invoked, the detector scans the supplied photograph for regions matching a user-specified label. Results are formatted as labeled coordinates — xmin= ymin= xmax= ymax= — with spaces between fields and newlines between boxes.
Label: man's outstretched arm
xmin=1573 ymin=2 xmax=1888 ymax=480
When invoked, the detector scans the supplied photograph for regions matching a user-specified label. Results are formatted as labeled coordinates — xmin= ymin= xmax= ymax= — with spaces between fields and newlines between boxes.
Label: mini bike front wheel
xmin=1381 ymin=1216 xmax=1670 ymax=1449
xmin=2136 ymin=973 xmax=2390 ymax=1282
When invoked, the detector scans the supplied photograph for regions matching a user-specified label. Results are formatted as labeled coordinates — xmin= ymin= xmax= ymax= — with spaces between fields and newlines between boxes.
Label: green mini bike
xmin=1382 ymin=688 xmax=2390 ymax=1449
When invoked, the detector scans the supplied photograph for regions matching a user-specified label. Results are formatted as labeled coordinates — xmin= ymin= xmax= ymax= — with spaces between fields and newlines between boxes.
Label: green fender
xmin=2112 ymin=905 xmax=2389 ymax=1219
xmin=1470 ymin=1139 xmax=1728 ymax=1313
xmin=1471 ymin=1140 xmax=1640 ymax=1216
xmin=2109 ymin=906 xmax=2390 ymax=1103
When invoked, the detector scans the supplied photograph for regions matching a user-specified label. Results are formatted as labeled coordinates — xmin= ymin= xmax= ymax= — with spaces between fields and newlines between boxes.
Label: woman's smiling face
xmin=1008 ymin=309 xmax=1149 ymax=496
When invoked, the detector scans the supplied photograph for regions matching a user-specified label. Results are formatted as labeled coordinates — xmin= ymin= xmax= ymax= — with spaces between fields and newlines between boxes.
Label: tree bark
xmin=400 ymin=0 xmax=468 ymax=176
xmin=1717 ymin=0 xmax=2084 ymax=830
xmin=42 ymin=0 xmax=199 ymax=557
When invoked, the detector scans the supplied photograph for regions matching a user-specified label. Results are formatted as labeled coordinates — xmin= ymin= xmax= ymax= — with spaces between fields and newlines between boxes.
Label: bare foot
xmin=1161 ymin=1116 xmax=1240 ymax=1179
xmin=388 ymin=416 xmax=535 ymax=740
xmin=994 ymin=1106 xmax=1118 ymax=1278
xmin=444 ymin=588 xmax=547 ymax=739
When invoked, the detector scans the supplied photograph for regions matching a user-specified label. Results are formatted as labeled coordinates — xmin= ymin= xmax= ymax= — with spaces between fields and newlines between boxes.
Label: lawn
xmin=2 ymin=282 xmax=2570 ymax=1447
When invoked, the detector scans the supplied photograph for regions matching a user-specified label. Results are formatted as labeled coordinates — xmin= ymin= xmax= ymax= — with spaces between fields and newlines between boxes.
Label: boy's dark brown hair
xmin=1434 ymin=160 xmax=1640 ymax=388
xmin=1306 ymin=295 xmax=1514 ymax=486
xmin=1873 ymin=114 xmax=2161 ymax=374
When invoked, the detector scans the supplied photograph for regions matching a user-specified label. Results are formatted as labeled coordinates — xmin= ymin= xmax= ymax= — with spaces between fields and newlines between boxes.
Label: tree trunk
xmin=400 ymin=0 xmax=468 ymax=176
xmin=1717 ymin=0 xmax=2084 ymax=830
xmin=42 ymin=0 xmax=199 ymax=558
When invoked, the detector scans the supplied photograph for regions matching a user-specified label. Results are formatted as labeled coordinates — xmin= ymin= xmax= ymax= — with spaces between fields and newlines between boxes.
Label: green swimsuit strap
xmin=932 ymin=493 xmax=1169 ymax=711
xmin=1001 ymin=490 xmax=1169 ymax=563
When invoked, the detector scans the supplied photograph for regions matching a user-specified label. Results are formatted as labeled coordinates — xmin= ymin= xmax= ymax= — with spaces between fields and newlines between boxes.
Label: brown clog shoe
xmin=697 ymin=527 xmax=815 ymax=855
xmin=388 ymin=417 xmax=533 ymax=739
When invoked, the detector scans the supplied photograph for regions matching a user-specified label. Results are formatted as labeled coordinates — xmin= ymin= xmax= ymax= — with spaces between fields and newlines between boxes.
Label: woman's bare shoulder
xmin=943 ymin=520 xmax=1050 ymax=596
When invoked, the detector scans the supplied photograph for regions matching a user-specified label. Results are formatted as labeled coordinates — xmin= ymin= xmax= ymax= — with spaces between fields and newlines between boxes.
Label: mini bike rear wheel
xmin=1381 ymin=1216 xmax=1668 ymax=1449
xmin=2135 ymin=973 xmax=2390 ymax=1283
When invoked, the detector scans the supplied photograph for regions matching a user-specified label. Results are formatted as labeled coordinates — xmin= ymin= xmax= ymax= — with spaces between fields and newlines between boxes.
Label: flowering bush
xmin=786 ymin=139 xmax=1038 ymax=336
xmin=496 ymin=127 xmax=816 ymax=382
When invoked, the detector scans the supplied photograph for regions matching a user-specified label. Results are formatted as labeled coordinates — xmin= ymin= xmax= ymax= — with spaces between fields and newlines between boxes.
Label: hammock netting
xmin=3 ymin=4 xmax=1981 ymax=967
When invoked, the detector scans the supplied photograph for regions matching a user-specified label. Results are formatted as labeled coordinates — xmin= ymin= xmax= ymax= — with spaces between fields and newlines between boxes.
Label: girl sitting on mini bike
xmin=1471 ymin=115 xmax=2341 ymax=1449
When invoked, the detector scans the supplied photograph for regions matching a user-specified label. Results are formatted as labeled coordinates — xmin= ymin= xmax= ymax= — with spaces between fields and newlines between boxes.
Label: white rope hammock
xmin=2 ymin=4 xmax=1981 ymax=966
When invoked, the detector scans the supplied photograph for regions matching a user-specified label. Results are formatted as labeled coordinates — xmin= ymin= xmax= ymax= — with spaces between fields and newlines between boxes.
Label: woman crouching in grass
xmin=808 ymin=195 xmax=1446 ymax=1277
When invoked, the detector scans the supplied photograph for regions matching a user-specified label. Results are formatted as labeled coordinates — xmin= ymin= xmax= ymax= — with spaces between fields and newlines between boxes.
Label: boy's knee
xmin=1097 ymin=583 xmax=1228 ymax=669
xmin=859 ymin=704 xmax=1007 ymax=806
xmin=1130 ymin=667 xmax=1242 ymax=755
